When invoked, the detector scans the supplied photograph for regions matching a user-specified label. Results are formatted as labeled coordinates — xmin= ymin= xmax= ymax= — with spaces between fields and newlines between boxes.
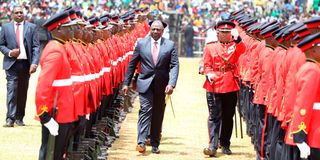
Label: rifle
xmin=46 ymin=91 xmax=58 ymax=160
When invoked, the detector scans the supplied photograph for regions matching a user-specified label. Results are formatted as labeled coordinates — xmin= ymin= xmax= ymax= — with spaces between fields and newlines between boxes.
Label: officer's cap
xmin=304 ymin=16 xmax=320 ymax=29
xmin=242 ymin=19 xmax=258 ymax=29
xmin=135 ymin=8 xmax=142 ymax=14
xmin=260 ymin=23 xmax=279 ymax=38
xmin=76 ymin=11 xmax=83 ymax=19
xmin=215 ymin=20 xmax=235 ymax=32
xmin=101 ymin=13 xmax=111 ymax=19
xmin=88 ymin=17 xmax=100 ymax=27
xmin=64 ymin=7 xmax=86 ymax=25
xmin=259 ymin=20 xmax=278 ymax=31
xmin=100 ymin=17 xmax=109 ymax=26
xmin=294 ymin=25 xmax=311 ymax=39
xmin=274 ymin=25 xmax=290 ymax=42
xmin=111 ymin=15 xmax=120 ymax=22
xmin=297 ymin=32 xmax=320 ymax=52
xmin=42 ymin=11 xmax=71 ymax=31
xmin=283 ymin=22 xmax=304 ymax=39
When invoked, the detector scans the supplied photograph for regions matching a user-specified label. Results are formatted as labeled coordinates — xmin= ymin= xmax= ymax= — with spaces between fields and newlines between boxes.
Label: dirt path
xmin=108 ymin=57 xmax=256 ymax=160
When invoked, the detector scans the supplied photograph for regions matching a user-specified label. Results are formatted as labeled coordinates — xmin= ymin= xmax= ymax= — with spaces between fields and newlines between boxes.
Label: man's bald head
xmin=150 ymin=20 xmax=165 ymax=41
xmin=151 ymin=20 xmax=164 ymax=29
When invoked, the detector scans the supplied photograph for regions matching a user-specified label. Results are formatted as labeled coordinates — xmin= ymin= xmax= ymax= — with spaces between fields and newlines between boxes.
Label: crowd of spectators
xmin=1 ymin=0 xmax=319 ymax=31
xmin=1 ymin=0 xmax=320 ymax=55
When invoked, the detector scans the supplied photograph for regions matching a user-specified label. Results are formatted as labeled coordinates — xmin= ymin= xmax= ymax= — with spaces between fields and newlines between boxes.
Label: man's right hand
xmin=9 ymin=49 xmax=20 ymax=58
xmin=121 ymin=85 xmax=129 ymax=96
xmin=44 ymin=118 xmax=59 ymax=136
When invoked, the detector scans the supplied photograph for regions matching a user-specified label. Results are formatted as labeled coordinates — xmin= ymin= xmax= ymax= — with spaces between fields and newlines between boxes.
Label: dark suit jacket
xmin=0 ymin=21 xmax=40 ymax=70
xmin=123 ymin=36 xmax=179 ymax=93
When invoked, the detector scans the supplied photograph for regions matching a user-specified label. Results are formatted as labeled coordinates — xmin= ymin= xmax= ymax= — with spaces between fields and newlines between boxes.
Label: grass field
xmin=0 ymin=57 xmax=255 ymax=160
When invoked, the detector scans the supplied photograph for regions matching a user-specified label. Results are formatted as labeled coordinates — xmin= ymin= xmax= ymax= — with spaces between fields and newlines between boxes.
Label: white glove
xmin=206 ymin=73 xmax=216 ymax=83
xmin=85 ymin=114 xmax=90 ymax=120
xmin=44 ymin=118 xmax=59 ymax=136
xmin=296 ymin=142 xmax=310 ymax=159
xmin=231 ymin=28 xmax=239 ymax=40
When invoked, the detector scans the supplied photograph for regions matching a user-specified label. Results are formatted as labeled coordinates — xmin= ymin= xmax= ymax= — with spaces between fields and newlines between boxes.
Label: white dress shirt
xmin=14 ymin=21 xmax=27 ymax=59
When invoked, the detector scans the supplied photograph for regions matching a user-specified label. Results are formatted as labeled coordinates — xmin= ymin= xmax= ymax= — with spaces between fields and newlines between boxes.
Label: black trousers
xmin=137 ymin=82 xmax=166 ymax=147
xmin=206 ymin=91 xmax=237 ymax=148
xmin=254 ymin=104 xmax=265 ymax=159
xmin=265 ymin=114 xmax=276 ymax=159
xmin=5 ymin=60 xmax=30 ymax=122
xmin=269 ymin=119 xmax=281 ymax=160
xmin=39 ymin=122 xmax=73 ymax=160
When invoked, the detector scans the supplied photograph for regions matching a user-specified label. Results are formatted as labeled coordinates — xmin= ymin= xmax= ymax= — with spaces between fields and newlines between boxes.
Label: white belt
xmin=112 ymin=61 xmax=117 ymax=66
xmin=71 ymin=75 xmax=85 ymax=82
xmin=84 ymin=74 xmax=95 ymax=81
xmin=95 ymin=73 xmax=100 ymax=79
xmin=52 ymin=78 xmax=72 ymax=87
xmin=84 ymin=75 xmax=91 ymax=81
xmin=99 ymin=70 xmax=104 ymax=76
xmin=313 ymin=103 xmax=320 ymax=110
xmin=102 ymin=67 xmax=111 ymax=73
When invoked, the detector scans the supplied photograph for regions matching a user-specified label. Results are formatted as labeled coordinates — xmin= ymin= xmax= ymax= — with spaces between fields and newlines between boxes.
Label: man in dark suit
xmin=0 ymin=5 xmax=40 ymax=127
xmin=122 ymin=20 xmax=179 ymax=154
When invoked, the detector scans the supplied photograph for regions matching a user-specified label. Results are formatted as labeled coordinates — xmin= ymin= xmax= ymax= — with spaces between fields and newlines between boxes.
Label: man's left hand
xmin=165 ymin=85 xmax=174 ymax=95
xmin=29 ymin=64 xmax=37 ymax=74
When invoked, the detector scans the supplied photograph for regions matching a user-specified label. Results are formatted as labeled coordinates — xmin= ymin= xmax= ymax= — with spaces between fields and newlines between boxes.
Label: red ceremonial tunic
xmin=285 ymin=61 xmax=320 ymax=148
xmin=203 ymin=41 xmax=246 ymax=93
xmin=36 ymin=40 xmax=77 ymax=123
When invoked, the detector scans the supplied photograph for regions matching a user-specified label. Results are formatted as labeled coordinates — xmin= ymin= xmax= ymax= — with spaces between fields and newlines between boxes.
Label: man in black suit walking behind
xmin=0 ymin=5 xmax=40 ymax=127
xmin=122 ymin=20 xmax=179 ymax=154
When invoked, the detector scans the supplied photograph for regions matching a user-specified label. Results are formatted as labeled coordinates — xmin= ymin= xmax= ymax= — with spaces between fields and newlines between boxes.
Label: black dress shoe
xmin=203 ymin=147 xmax=217 ymax=157
xmin=15 ymin=120 xmax=25 ymax=126
xmin=3 ymin=120 xmax=14 ymax=127
xmin=151 ymin=146 xmax=160 ymax=154
xmin=222 ymin=146 xmax=232 ymax=155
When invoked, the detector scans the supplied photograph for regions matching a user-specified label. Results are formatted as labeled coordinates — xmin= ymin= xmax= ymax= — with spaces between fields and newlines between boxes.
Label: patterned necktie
xmin=16 ymin=23 xmax=20 ymax=48
xmin=152 ymin=41 xmax=158 ymax=64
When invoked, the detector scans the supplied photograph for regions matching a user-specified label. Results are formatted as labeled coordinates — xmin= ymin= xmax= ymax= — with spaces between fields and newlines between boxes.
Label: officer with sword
xmin=202 ymin=20 xmax=246 ymax=157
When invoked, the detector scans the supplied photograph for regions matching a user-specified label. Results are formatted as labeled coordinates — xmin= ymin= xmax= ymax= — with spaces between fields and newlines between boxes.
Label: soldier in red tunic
xmin=202 ymin=20 xmax=246 ymax=157
xmin=286 ymin=32 xmax=320 ymax=160
xmin=36 ymin=11 xmax=78 ymax=160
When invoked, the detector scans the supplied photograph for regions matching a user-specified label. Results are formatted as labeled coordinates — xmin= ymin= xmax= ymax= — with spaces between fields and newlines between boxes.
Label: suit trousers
xmin=5 ymin=60 xmax=30 ymax=122
xmin=39 ymin=122 xmax=73 ymax=160
xmin=137 ymin=81 xmax=166 ymax=147
xmin=207 ymin=91 xmax=237 ymax=148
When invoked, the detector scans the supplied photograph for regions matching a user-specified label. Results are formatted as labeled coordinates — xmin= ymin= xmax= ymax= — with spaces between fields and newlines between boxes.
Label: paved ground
xmin=0 ymin=57 xmax=255 ymax=160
